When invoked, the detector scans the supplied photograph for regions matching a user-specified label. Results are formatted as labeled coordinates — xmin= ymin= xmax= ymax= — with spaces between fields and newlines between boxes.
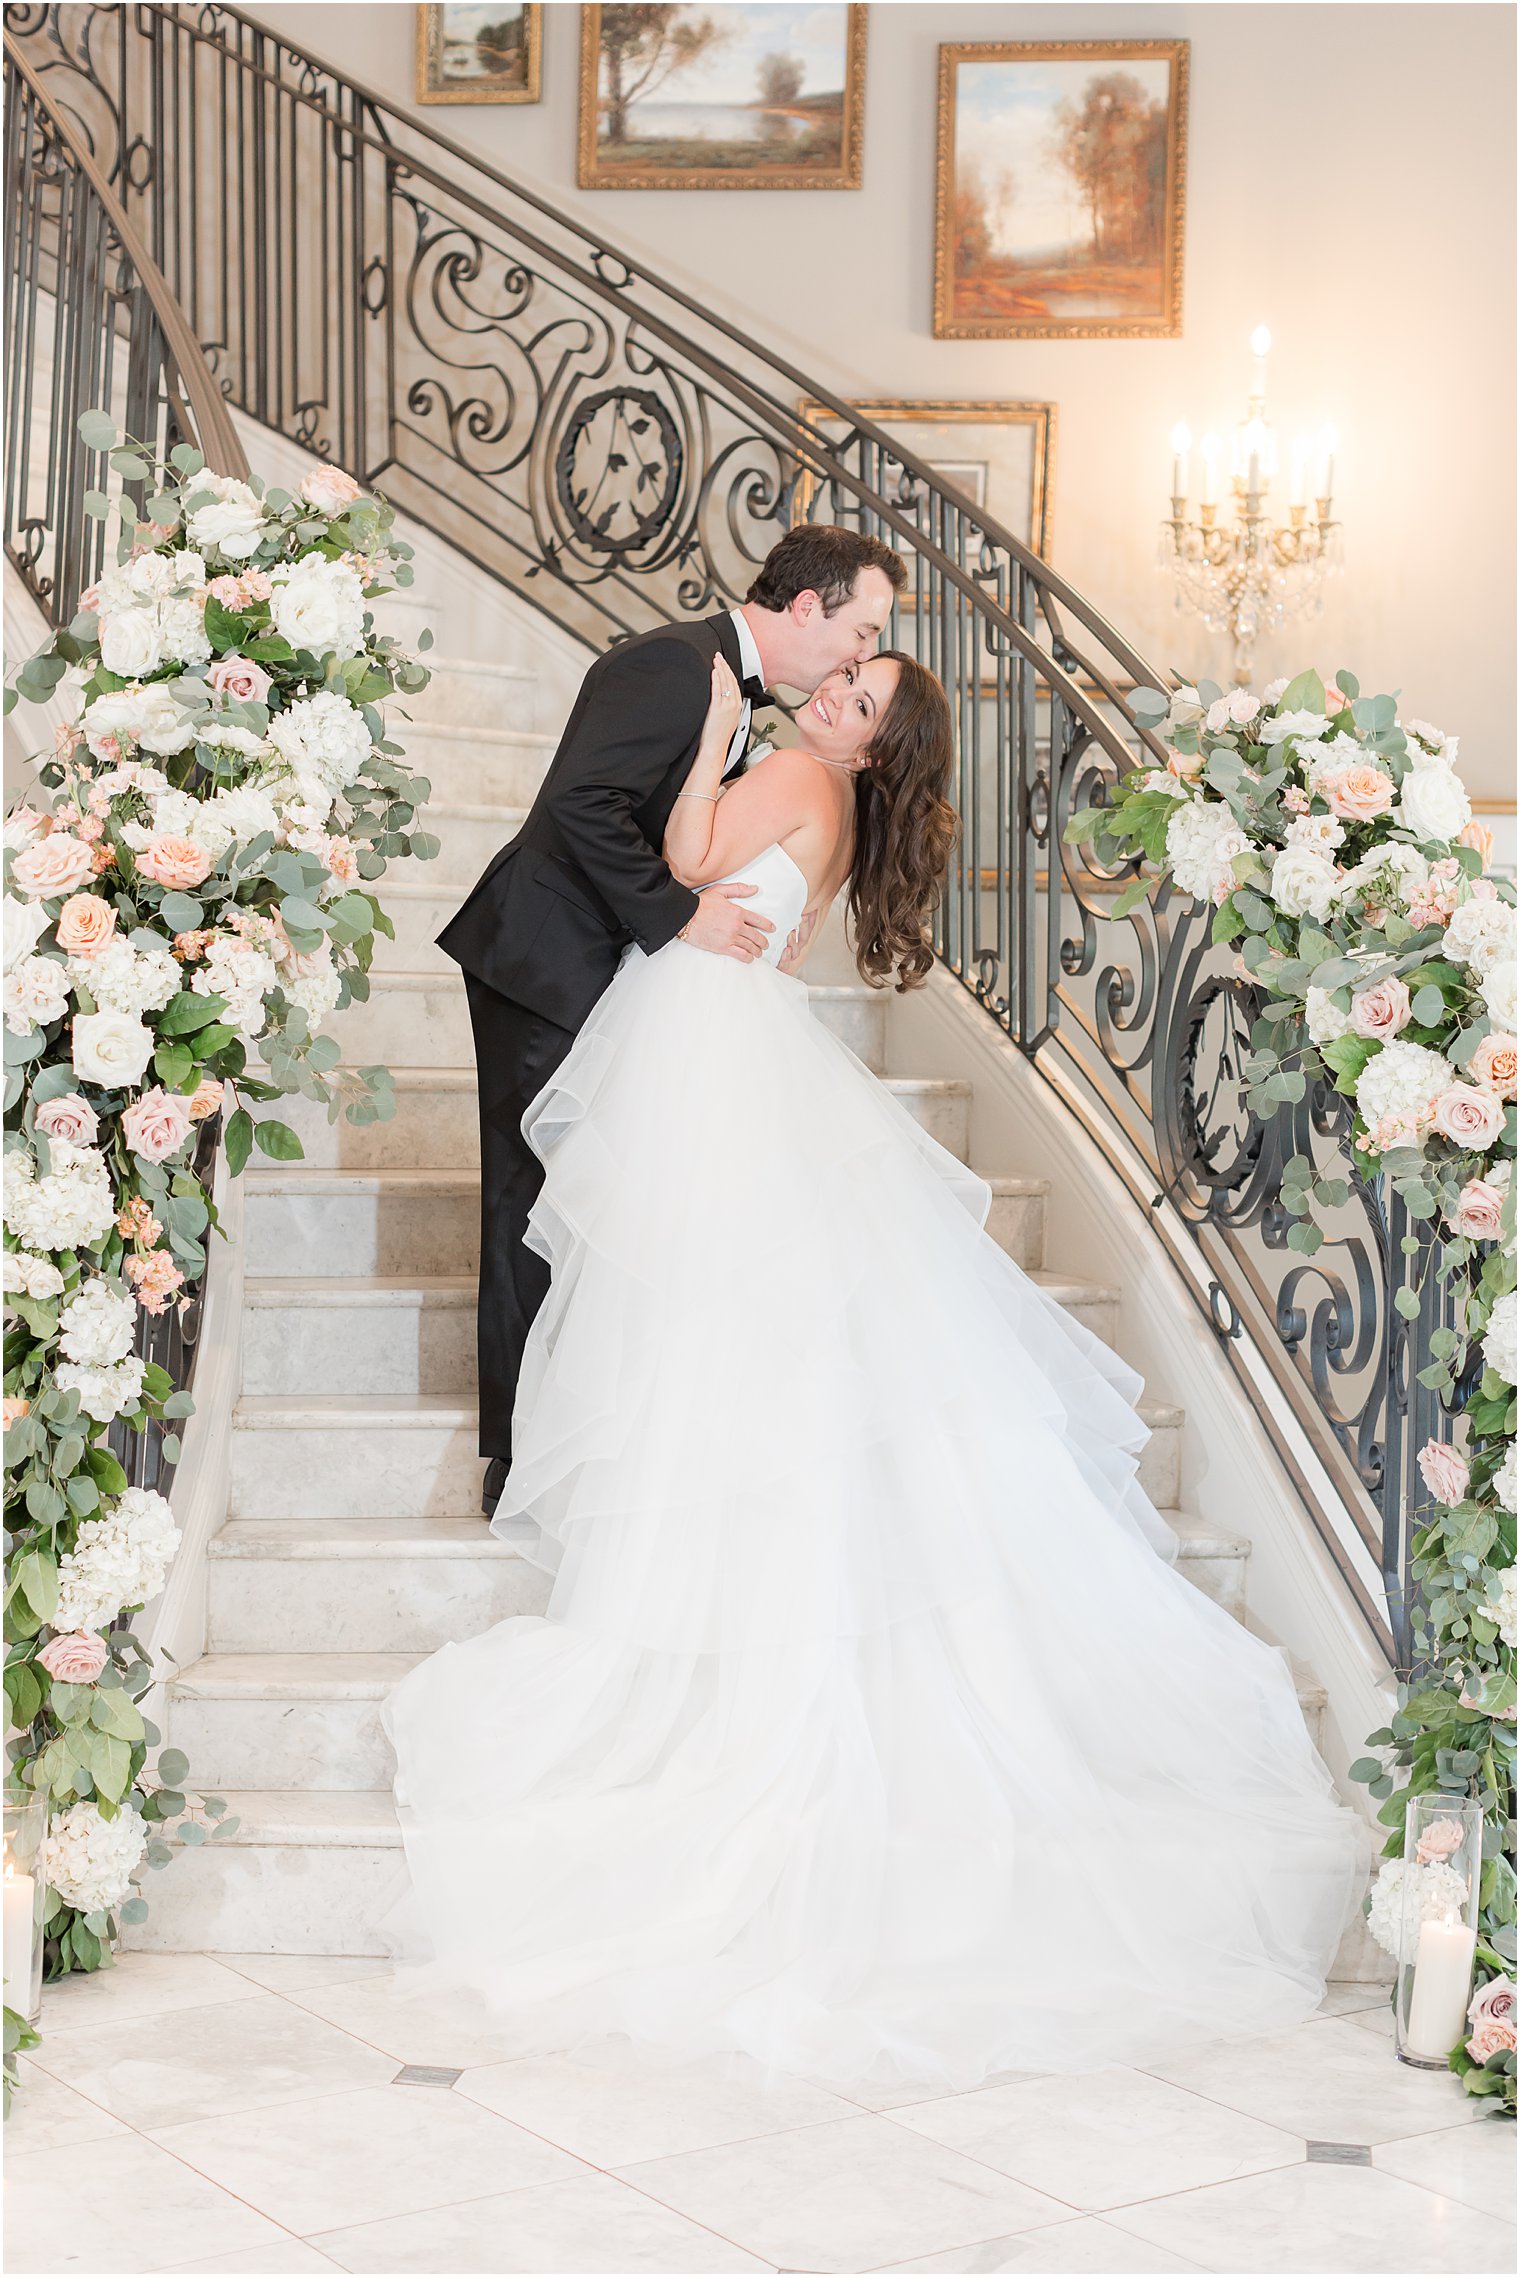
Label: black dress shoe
xmin=482 ymin=1455 xmax=510 ymax=1517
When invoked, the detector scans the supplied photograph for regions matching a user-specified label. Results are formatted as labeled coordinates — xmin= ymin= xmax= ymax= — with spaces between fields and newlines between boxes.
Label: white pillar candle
xmin=1169 ymin=421 xmax=1191 ymax=502
xmin=1404 ymin=1915 xmax=1477 ymax=2060
xmin=1318 ymin=423 xmax=1339 ymax=504
xmin=3 ymin=1865 xmax=36 ymax=2011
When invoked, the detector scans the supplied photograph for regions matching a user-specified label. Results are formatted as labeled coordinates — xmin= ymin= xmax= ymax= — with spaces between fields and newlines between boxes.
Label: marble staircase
xmin=136 ymin=626 xmax=1331 ymax=1955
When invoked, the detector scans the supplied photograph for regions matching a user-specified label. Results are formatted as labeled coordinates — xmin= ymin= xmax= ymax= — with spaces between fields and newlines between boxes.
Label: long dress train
xmin=372 ymin=838 xmax=1364 ymax=2094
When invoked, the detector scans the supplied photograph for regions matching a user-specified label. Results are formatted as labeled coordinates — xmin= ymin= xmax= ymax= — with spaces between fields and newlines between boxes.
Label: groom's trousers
xmin=462 ymin=970 xmax=578 ymax=1462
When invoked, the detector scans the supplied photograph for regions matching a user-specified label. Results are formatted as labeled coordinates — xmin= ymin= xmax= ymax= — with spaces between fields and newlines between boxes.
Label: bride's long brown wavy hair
xmin=844 ymin=652 xmax=959 ymax=991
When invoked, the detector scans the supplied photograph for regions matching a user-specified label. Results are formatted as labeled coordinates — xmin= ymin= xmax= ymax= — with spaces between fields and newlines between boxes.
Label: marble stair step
xmin=206 ymin=1516 xmax=551 ymax=1654
xmin=389 ymin=718 xmax=558 ymax=808
xmin=249 ymin=1069 xmax=973 ymax=1175
xmin=392 ymin=801 xmax=526 ymax=893
xmin=384 ymin=653 xmax=540 ymax=730
xmin=168 ymin=1651 xmax=425 ymax=1790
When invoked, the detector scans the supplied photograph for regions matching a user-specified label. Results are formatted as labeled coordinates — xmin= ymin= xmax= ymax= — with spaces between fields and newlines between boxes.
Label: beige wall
xmin=244 ymin=0 xmax=1515 ymax=797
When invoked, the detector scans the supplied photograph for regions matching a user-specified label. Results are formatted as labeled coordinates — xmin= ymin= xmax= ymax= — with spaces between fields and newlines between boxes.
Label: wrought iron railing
xmin=2 ymin=36 xmax=245 ymax=1495
xmin=5 ymin=2 xmax=1447 ymax=1670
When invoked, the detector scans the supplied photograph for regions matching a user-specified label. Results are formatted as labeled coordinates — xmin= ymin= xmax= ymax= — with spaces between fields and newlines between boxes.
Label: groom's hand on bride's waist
xmin=677 ymin=882 xmax=775 ymax=963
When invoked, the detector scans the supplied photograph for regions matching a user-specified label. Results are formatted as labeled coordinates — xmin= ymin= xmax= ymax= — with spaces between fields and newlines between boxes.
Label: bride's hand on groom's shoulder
xmin=703 ymin=653 xmax=744 ymax=752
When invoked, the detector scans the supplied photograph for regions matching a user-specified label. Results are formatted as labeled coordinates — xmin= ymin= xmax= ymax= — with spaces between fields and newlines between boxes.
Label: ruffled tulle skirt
xmin=372 ymin=938 xmax=1364 ymax=2093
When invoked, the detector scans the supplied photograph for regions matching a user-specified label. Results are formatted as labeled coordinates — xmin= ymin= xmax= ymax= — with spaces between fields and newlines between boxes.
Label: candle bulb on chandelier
xmin=1200 ymin=433 xmax=1220 ymax=507
xmin=1169 ymin=421 xmax=1191 ymax=505
xmin=1250 ymin=324 xmax=1271 ymax=402
xmin=1317 ymin=423 xmax=1339 ymax=508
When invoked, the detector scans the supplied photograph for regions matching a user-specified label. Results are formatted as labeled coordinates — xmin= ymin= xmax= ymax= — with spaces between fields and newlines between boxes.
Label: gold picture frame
xmin=578 ymin=4 xmax=867 ymax=191
xmin=416 ymin=4 xmax=542 ymax=105
xmin=794 ymin=399 xmax=1056 ymax=560
xmin=934 ymin=40 xmax=1188 ymax=339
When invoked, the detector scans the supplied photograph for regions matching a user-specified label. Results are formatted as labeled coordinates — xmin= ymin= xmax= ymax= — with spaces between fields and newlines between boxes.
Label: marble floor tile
xmin=283 ymin=1971 xmax=549 ymax=2070
xmin=1105 ymin=2159 xmax=1518 ymax=2274
xmin=217 ymin=1951 xmax=397 ymax=1996
xmin=1143 ymin=2016 xmax=1481 ymax=2146
xmin=150 ymin=2081 xmax=591 ymax=2236
xmin=612 ymin=2111 xmax=1071 ymax=2274
xmin=3 ymin=2131 xmax=290 ymax=2275
xmin=156 ymin=2247 xmax=344 ymax=2275
xmin=829 ymin=2066 xmax=1044 ymax=2113
xmin=1317 ymin=1983 xmax=1396 ymax=2019
xmin=314 ymin=2170 xmax=775 ymax=2272
xmin=892 ymin=2065 xmax=1305 ymax=2212
xmin=879 ymin=2215 xmax=1210 ymax=2273
xmin=457 ymin=2042 xmax=857 ymax=2167
xmin=31 ymin=1990 xmax=398 ymax=2132
xmin=2 ymin=2056 xmax=131 ymax=2153
xmin=1372 ymin=2118 xmax=1518 ymax=2222
xmin=38 ymin=1949 xmax=261 ymax=2031
xmin=1346 ymin=2003 xmax=1396 ymax=2040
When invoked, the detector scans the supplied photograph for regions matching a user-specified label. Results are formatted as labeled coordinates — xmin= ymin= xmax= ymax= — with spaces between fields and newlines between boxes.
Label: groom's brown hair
xmin=746 ymin=525 xmax=907 ymax=617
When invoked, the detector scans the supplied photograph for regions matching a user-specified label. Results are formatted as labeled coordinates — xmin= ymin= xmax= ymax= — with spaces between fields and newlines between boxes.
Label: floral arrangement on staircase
xmin=1067 ymin=668 xmax=1516 ymax=2111
xmin=2 ymin=412 xmax=434 ymax=2096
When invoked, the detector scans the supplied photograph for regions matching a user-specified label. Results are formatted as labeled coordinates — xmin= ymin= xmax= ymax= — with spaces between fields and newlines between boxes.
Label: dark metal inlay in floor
xmin=393 ymin=2063 xmax=463 ymax=2087
xmin=1306 ymin=2141 xmax=1373 ymax=2165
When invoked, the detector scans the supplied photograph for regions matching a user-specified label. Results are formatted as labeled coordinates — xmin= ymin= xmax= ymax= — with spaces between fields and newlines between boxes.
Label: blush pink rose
xmin=188 ymin=1075 xmax=224 ymax=1122
xmin=121 ymin=1084 xmax=196 ymax=1164
xmin=33 ymin=1091 xmax=100 ymax=1146
xmin=1470 ymin=1978 xmax=1516 ymax=2030
xmin=1432 ymin=1082 xmax=1506 ymax=1149
xmin=1417 ymin=1440 xmax=1470 ymax=1508
xmin=54 ymin=891 xmax=117 ymax=957
xmin=1467 ymin=2014 xmax=1516 ymax=2063
xmin=138 ymin=833 xmax=213 ymax=890
xmin=1349 ymin=976 xmax=1411 ymax=1041
xmin=1414 ymin=1815 xmax=1468 ymax=1863
xmin=207 ymin=654 xmax=273 ymax=703
xmin=1323 ymin=764 xmax=1395 ymax=823
xmin=1458 ymin=820 xmax=1495 ymax=871
xmin=10 ymin=832 xmax=96 ymax=900
xmin=37 ymin=1630 xmax=109 ymax=1684
xmin=300 ymin=464 xmax=363 ymax=514
xmin=1470 ymin=1033 xmax=1518 ymax=1101
xmin=1450 ymin=1174 xmax=1508 ymax=1239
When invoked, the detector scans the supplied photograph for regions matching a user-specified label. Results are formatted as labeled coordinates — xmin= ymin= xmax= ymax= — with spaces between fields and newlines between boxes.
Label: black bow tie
xmin=739 ymin=674 xmax=770 ymax=706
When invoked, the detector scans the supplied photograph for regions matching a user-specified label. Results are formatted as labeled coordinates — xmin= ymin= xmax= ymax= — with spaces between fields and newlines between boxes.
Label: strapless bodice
xmin=703 ymin=841 xmax=809 ymax=969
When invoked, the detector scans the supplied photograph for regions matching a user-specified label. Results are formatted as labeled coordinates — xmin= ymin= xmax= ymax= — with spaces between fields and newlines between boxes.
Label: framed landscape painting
xmin=795 ymin=400 xmax=1055 ymax=558
xmin=416 ymin=4 xmax=542 ymax=104
xmin=579 ymin=4 xmax=867 ymax=190
xmin=935 ymin=40 xmax=1187 ymax=338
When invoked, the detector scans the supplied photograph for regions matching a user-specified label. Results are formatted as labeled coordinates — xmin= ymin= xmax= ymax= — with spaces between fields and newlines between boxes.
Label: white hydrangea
xmin=192 ymin=933 xmax=277 ymax=1040
xmin=284 ymin=958 xmax=342 ymax=1030
xmin=3 ymin=953 xmax=69 ymax=1035
xmin=1305 ymin=986 xmax=1354 ymax=1045
xmin=268 ymin=555 xmax=366 ymax=661
xmin=1494 ymin=1446 xmax=1517 ymax=1520
xmin=1164 ymin=798 xmax=1250 ymax=903
xmin=1333 ymin=841 xmax=1430 ymax=912
xmin=68 ymin=938 xmax=180 ymax=1020
xmin=1489 ymin=1567 xmax=1517 ymax=1647
xmin=1445 ymin=898 xmax=1516 ymax=978
xmin=266 ymin=691 xmax=372 ymax=802
xmin=156 ymin=591 xmax=213 ymax=669
xmin=58 ymin=1277 xmax=138 ymax=1368
xmin=1285 ymin=812 xmax=1345 ymax=855
xmin=54 ymin=1353 xmax=147 ymax=1425
xmin=1398 ymin=758 xmax=1471 ymax=845
xmin=3 ymin=1249 xmax=66 ymax=1300
xmin=4 ymin=1141 xmax=115 ymax=1253
xmin=184 ymin=472 xmax=268 ymax=560
xmin=41 ymin=1800 xmax=149 ymax=1913
xmin=1482 ymin=1289 xmax=1516 ymax=1388
xmin=189 ymin=783 xmax=282 ymax=864
xmin=1353 ymin=1039 xmax=1452 ymax=1132
xmin=196 ymin=722 xmax=273 ymax=761
xmin=81 ymin=683 xmax=198 ymax=760
xmin=51 ymin=1486 xmax=180 ymax=1631
xmin=1270 ymin=844 xmax=1340 ymax=922
xmin=1365 ymin=1856 xmax=1471 ymax=1960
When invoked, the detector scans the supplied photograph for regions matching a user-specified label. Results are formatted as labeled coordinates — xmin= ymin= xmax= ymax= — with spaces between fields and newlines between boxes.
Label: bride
xmin=375 ymin=648 xmax=1363 ymax=2094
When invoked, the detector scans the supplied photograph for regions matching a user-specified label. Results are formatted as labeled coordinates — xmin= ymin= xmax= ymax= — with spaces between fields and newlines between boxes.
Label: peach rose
xmin=1470 ymin=1033 xmax=1518 ymax=1101
xmin=3 ymin=1395 xmax=30 ymax=1427
xmin=37 ymin=1630 xmax=109 ymax=1684
xmin=138 ymin=833 xmax=213 ymax=890
xmin=300 ymin=464 xmax=363 ymax=514
xmin=10 ymin=832 xmax=96 ymax=900
xmin=54 ymin=891 xmax=118 ymax=957
xmin=1450 ymin=1174 xmax=1508 ymax=1240
xmin=1417 ymin=1440 xmax=1470 ymax=1508
xmin=121 ymin=1084 xmax=196 ymax=1164
xmin=188 ymin=1075 xmax=224 ymax=1122
xmin=34 ymin=1091 xmax=100 ymax=1146
xmin=1458 ymin=819 xmax=1495 ymax=871
xmin=1349 ymin=976 xmax=1411 ymax=1042
xmin=207 ymin=654 xmax=273 ymax=703
xmin=1322 ymin=764 xmax=1396 ymax=823
xmin=1432 ymin=1082 xmax=1506 ymax=1149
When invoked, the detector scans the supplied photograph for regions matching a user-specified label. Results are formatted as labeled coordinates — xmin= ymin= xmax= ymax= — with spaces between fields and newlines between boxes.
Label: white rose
xmin=268 ymin=556 xmax=366 ymax=660
xmin=1482 ymin=1290 xmax=1516 ymax=1387
xmin=1446 ymin=898 xmax=1516 ymax=978
xmin=171 ymin=549 xmax=206 ymax=590
xmin=4 ymin=896 xmax=53 ymax=970
xmin=1227 ymin=689 xmax=1261 ymax=725
xmin=1259 ymin=709 xmax=1332 ymax=746
xmin=59 ymin=1277 xmax=138 ymax=1367
xmin=1271 ymin=844 xmax=1340 ymax=922
xmin=71 ymin=1010 xmax=155 ymax=1088
xmin=4 ymin=1250 xmax=65 ymax=1300
xmin=98 ymin=606 xmax=164 ymax=679
xmin=83 ymin=683 xmax=198 ymax=759
xmin=1305 ymin=986 xmax=1354 ymax=1045
xmin=127 ymin=552 xmax=178 ymax=599
xmin=3 ymin=954 xmax=69 ymax=1035
xmin=184 ymin=474 xmax=268 ymax=560
xmin=4 ymin=805 xmax=49 ymax=852
xmin=1482 ymin=963 xmax=1517 ymax=1034
xmin=54 ymin=1353 xmax=147 ymax=1423
xmin=1493 ymin=1447 xmax=1517 ymax=1520
xmin=1398 ymin=758 xmax=1472 ymax=845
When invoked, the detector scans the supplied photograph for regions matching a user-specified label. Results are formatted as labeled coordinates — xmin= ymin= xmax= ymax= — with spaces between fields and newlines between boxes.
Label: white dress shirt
xmin=723 ymin=607 xmax=763 ymax=779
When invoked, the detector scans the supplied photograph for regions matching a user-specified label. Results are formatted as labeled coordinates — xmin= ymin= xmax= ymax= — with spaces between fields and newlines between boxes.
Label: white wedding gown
xmin=373 ymin=837 xmax=1364 ymax=2093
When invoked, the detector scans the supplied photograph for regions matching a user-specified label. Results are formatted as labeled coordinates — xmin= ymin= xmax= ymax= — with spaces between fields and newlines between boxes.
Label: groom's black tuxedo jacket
xmin=434 ymin=612 xmax=750 ymax=1032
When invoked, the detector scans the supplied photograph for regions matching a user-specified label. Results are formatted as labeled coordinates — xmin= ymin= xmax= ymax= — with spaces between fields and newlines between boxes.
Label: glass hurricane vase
xmin=3 ymin=1787 xmax=48 ymax=2026
xmin=1393 ymin=1793 xmax=1484 ymax=2071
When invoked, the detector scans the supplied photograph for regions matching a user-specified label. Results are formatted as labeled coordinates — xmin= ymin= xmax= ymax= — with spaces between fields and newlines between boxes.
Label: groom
xmin=437 ymin=524 xmax=906 ymax=1516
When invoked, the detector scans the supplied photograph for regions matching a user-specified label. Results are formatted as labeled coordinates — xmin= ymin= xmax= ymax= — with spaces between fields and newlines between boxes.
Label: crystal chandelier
xmin=1159 ymin=328 xmax=1343 ymax=687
